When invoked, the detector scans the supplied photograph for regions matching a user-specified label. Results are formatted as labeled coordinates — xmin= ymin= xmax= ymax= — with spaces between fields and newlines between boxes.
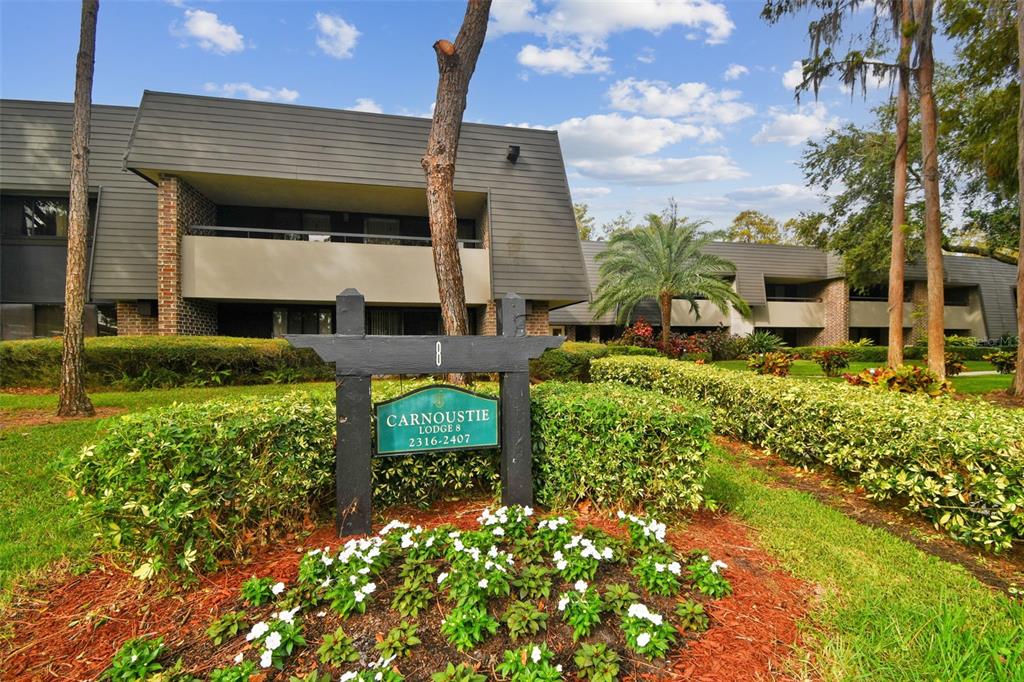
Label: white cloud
xmin=315 ymin=13 xmax=359 ymax=59
xmin=517 ymin=44 xmax=611 ymax=75
xmin=349 ymin=97 xmax=382 ymax=113
xmin=752 ymin=103 xmax=839 ymax=146
xmin=607 ymin=78 xmax=754 ymax=126
xmin=574 ymin=186 xmax=612 ymax=197
xmin=175 ymin=9 xmax=244 ymax=54
xmin=203 ymin=82 xmax=299 ymax=103
xmin=782 ymin=60 xmax=804 ymax=90
xmin=573 ymin=155 xmax=747 ymax=184
xmin=534 ymin=113 xmax=709 ymax=158
xmin=725 ymin=183 xmax=818 ymax=204
xmin=490 ymin=0 xmax=735 ymax=44
xmin=636 ymin=47 xmax=656 ymax=64
xmin=723 ymin=63 xmax=748 ymax=81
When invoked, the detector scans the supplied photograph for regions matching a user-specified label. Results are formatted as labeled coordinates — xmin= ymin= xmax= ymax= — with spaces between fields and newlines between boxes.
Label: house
xmin=550 ymin=240 xmax=1018 ymax=345
xmin=0 ymin=92 xmax=589 ymax=340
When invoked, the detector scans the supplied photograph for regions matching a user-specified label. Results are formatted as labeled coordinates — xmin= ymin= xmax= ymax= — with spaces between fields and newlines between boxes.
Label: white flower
xmin=478 ymin=578 xmax=488 ymax=589
xmin=340 ymin=673 xmax=358 ymax=682
xmin=131 ymin=655 xmax=138 ymax=663
xmin=375 ymin=673 xmax=383 ymax=681
xmin=558 ymin=596 xmax=570 ymax=611
xmin=523 ymin=506 xmax=534 ymax=516
xmin=354 ymin=592 xmax=366 ymax=603
xmin=233 ymin=652 xmax=244 ymax=664
xmin=710 ymin=560 xmax=728 ymax=574
xmin=574 ymin=580 xmax=588 ymax=593
xmin=264 ymin=631 xmax=282 ymax=651
xmin=276 ymin=607 xmax=300 ymax=624
xmin=259 ymin=649 xmax=273 ymax=668
xmin=363 ymin=582 xmax=377 ymax=594
xmin=616 ymin=510 xmax=626 ymax=519
xmin=655 ymin=563 xmax=666 ymax=573
xmin=668 ymin=561 xmax=682 ymax=575
xmin=358 ymin=566 xmax=370 ymax=575
xmin=649 ymin=612 xmax=664 ymax=626
xmin=317 ymin=611 xmax=326 ymax=617
xmin=349 ymin=575 xmax=358 ymax=585
xmin=246 ymin=621 xmax=269 ymax=641
xmin=556 ymin=559 xmax=568 ymax=571
xmin=556 ymin=665 xmax=563 ymax=672
xmin=492 ymin=527 xmax=505 ymax=537
xmin=321 ymin=554 xmax=334 ymax=566
xmin=602 ymin=547 xmax=614 ymax=560
xmin=321 ymin=577 xmax=332 ymax=588
xmin=531 ymin=646 xmax=542 ymax=663
xmin=271 ymin=581 xmax=285 ymax=595
xmin=636 ymin=632 xmax=651 ymax=648
xmin=437 ymin=572 xmax=449 ymax=584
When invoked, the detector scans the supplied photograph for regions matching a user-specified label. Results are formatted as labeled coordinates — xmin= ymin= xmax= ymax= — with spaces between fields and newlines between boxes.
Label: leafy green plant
xmin=240 ymin=576 xmax=276 ymax=606
xmin=842 ymin=365 xmax=952 ymax=396
xmin=101 ymin=636 xmax=164 ymax=681
xmin=984 ymin=350 xmax=1017 ymax=374
xmin=675 ymin=599 xmax=710 ymax=632
xmin=616 ymin=512 xmax=668 ymax=553
xmin=209 ymin=661 xmax=256 ymax=682
xmin=621 ymin=604 xmax=676 ymax=660
xmin=248 ymin=616 xmax=307 ymax=670
xmin=440 ymin=603 xmax=498 ymax=652
xmin=943 ymin=334 xmax=979 ymax=347
xmin=687 ymin=553 xmax=732 ymax=598
xmin=747 ymin=351 xmax=794 ymax=377
xmin=811 ymin=348 xmax=851 ymax=376
xmin=602 ymin=583 xmax=640 ymax=616
xmin=945 ymin=352 xmax=967 ymax=376
xmin=431 ymin=662 xmax=487 ymax=682
xmin=558 ymin=582 xmax=604 ymax=641
xmin=391 ymin=575 xmax=434 ymax=617
xmin=574 ymin=642 xmax=621 ymax=682
xmin=317 ymin=626 xmax=359 ymax=667
xmin=553 ymin=534 xmax=615 ymax=582
xmin=495 ymin=644 xmax=563 ymax=681
xmin=512 ymin=564 xmax=553 ymax=600
xmin=326 ymin=574 xmax=377 ymax=617
xmin=743 ymin=330 xmax=787 ymax=355
xmin=503 ymin=600 xmax=549 ymax=641
xmin=375 ymin=622 xmax=421 ymax=659
xmin=632 ymin=554 xmax=683 ymax=596
xmin=206 ymin=611 xmax=247 ymax=645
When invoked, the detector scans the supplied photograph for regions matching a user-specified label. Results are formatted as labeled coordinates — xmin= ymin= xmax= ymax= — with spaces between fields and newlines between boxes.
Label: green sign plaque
xmin=375 ymin=385 xmax=500 ymax=455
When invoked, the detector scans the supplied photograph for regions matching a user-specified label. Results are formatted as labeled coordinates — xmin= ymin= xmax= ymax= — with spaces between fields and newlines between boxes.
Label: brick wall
xmin=480 ymin=300 xmax=497 ymax=336
xmin=116 ymin=301 xmax=158 ymax=335
xmin=909 ymin=280 xmax=928 ymax=343
xmin=808 ymin=278 xmax=849 ymax=345
xmin=157 ymin=175 xmax=218 ymax=336
xmin=479 ymin=299 xmax=549 ymax=335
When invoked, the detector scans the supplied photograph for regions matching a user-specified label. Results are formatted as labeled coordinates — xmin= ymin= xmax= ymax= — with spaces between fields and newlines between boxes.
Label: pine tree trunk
xmin=659 ymin=291 xmax=672 ymax=347
xmin=887 ymin=0 xmax=912 ymax=369
xmin=915 ymin=0 xmax=946 ymax=378
xmin=57 ymin=0 xmax=98 ymax=417
xmin=422 ymin=0 xmax=491 ymax=384
xmin=1014 ymin=0 xmax=1024 ymax=397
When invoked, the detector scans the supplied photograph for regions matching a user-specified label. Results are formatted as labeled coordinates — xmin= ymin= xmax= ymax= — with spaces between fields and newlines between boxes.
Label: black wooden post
xmin=334 ymin=288 xmax=372 ymax=535
xmin=498 ymin=293 xmax=533 ymax=507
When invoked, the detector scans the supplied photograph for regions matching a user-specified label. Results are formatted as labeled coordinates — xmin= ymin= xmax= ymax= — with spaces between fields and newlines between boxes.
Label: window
xmin=944 ymin=287 xmax=972 ymax=307
xmin=1 ymin=195 xmax=96 ymax=238
xmin=33 ymin=305 xmax=63 ymax=337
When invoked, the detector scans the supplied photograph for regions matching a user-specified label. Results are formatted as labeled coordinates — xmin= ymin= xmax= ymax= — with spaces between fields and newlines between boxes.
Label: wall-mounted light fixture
xmin=506 ymin=145 xmax=520 ymax=164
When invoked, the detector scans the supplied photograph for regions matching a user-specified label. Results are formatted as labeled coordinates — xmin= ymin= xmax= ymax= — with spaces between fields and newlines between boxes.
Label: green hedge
xmin=591 ymin=355 xmax=1024 ymax=552
xmin=789 ymin=345 xmax=1016 ymax=362
xmin=528 ymin=341 xmax=658 ymax=382
xmin=0 ymin=336 xmax=331 ymax=389
xmin=71 ymin=379 xmax=710 ymax=578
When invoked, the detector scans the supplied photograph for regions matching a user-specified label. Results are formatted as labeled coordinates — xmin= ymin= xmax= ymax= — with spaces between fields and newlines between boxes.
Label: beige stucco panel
xmin=181 ymin=236 xmax=491 ymax=305
xmin=752 ymin=301 xmax=825 ymax=328
xmin=849 ymin=300 xmax=914 ymax=328
xmin=670 ymin=300 xmax=728 ymax=326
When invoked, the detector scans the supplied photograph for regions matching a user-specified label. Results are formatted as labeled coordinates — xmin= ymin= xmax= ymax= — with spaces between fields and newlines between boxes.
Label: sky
xmin=0 ymin=0 xmax=915 ymax=230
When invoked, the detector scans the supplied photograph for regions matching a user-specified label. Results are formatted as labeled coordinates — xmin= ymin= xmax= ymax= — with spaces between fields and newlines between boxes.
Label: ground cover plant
xmin=592 ymin=355 xmax=1024 ymax=551
xmin=96 ymin=507 xmax=733 ymax=680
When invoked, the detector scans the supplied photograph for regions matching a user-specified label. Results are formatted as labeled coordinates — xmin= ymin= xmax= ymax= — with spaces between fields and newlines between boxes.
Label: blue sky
xmin=0 ymin=0 xmax=908 ymax=229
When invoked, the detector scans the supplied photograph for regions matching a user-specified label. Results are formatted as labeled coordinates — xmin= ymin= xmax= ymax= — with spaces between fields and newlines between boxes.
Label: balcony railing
xmin=185 ymin=225 xmax=484 ymax=248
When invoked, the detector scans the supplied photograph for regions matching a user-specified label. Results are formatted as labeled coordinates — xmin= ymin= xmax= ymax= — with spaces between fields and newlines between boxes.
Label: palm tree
xmin=591 ymin=202 xmax=751 ymax=346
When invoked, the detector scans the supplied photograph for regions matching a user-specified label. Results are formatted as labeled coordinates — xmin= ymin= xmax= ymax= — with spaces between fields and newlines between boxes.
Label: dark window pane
xmin=34 ymin=304 xmax=63 ymax=337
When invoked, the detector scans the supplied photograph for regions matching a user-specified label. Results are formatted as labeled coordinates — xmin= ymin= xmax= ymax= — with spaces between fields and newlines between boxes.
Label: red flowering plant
xmin=620 ymin=318 xmax=656 ymax=348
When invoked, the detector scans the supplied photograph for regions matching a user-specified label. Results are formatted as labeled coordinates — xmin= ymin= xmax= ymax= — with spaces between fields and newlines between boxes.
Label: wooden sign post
xmin=286 ymin=288 xmax=562 ymax=536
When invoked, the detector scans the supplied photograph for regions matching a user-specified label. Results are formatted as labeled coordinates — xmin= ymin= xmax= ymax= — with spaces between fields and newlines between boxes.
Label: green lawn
xmin=712 ymin=358 xmax=1013 ymax=394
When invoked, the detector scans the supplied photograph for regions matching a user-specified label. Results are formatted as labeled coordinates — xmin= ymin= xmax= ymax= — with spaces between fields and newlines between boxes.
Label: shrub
xmin=0 ymin=336 xmax=331 ymax=389
xmin=531 ymin=381 xmax=712 ymax=514
xmin=812 ymin=348 xmax=851 ymax=377
xmin=746 ymin=351 xmax=793 ymax=377
xmin=529 ymin=342 xmax=656 ymax=382
xmin=945 ymin=352 xmax=967 ymax=377
xmin=619 ymin=318 xmax=656 ymax=347
xmin=741 ymin=330 xmax=787 ymax=355
xmin=985 ymin=351 xmax=1018 ymax=374
xmin=842 ymin=365 xmax=952 ymax=397
xmin=692 ymin=328 xmax=747 ymax=360
xmin=591 ymin=355 xmax=1024 ymax=551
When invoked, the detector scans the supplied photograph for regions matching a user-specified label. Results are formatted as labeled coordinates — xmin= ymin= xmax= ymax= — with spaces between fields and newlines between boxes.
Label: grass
xmin=705 ymin=446 xmax=1024 ymax=681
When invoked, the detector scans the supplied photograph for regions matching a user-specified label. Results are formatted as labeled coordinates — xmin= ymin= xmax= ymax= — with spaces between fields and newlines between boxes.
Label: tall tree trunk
xmin=422 ymin=0 xmax=491 ymax=384
xmin=658 ymin=291 xmax=672 ymax=347
xmin=58 ymin=0 xmax=98 ymax=417
xmin=1015 ymin=0 xmax=1024 ymax=397
xmin=914 ymin=0 xmax=946 ymax=378
xmin=887 ymin=0 xmax=912 ymax=369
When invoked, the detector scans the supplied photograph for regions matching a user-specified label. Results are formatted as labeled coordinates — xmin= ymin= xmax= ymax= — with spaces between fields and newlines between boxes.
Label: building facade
xmin=0 ymin=93 xmax=590 ymax=340
xmin=550 ymin=240 xmax=1019 ymax=345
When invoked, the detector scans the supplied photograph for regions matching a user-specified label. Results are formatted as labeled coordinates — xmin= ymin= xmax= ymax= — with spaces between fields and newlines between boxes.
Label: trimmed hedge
xmin=592 ymin=355 xmax=1024 ymax=552
xmin=789 ymin=345 xmax=1017 ymax=362
xmin=0 ymin=336 xmax=331 ymax=389
xmin=71 ymin=379 xmax=711 ymax=578
xmin=528 ymin=341 xmax=658 ymax=382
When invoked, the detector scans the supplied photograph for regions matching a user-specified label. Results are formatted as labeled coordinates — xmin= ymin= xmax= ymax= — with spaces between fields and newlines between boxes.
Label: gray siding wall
xmin=0 ymin=100 xmax=158 ymax=300
xmin=124 ymin=91 xmax=589 ymax=302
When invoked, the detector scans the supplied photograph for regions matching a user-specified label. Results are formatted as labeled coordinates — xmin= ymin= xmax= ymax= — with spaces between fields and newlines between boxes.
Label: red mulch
xmin=2 ymin=500 xmax=812 ymax=681
xmin=0 ymin=407 xmax=126 ymax=430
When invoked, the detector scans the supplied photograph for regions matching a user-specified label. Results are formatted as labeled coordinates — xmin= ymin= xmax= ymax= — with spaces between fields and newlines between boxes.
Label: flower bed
xmin=99 ymin=507 xmax=733 ymax=681
xmin=591 ymin=355 xmax=1024 ymax=552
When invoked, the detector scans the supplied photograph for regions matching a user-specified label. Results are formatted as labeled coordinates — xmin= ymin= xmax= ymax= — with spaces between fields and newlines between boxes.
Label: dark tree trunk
xmin=659 ymin=291 xmax=672 ymax=347
xmin=1015 ymin=0 xmax=1024 ymax=397
xmin=58 ymin=0 xmax=98 ymax=417
xmin=887 ymin=0 xmax=912 ymax=369
xmin=914 ymin=0 xmax=946 ymax=378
